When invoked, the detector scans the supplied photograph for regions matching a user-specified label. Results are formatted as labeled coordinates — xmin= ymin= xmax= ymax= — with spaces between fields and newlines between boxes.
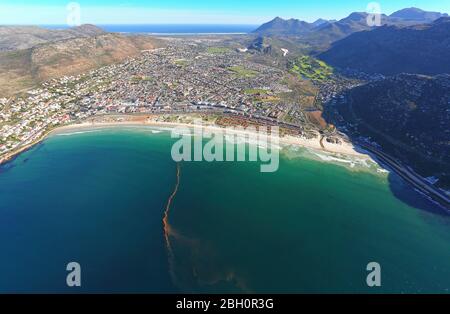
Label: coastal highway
xmin=356 ymin=142 xmax=450 ymax=212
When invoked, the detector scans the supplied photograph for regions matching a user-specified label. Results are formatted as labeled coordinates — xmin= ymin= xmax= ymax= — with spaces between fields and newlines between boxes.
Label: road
xmin=356 ymin=142 xmax=450 ymax=212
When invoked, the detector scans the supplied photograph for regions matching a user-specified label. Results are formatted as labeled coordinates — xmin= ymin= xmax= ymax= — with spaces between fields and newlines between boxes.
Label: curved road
xmin=356 ymin=142 xmax=450 ymax=212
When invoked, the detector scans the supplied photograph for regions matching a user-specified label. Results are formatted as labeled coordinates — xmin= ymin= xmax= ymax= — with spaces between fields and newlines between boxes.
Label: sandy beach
xmin=52 ymin=119 xmax=371 ymax=157
xmin=0 ymin=117 xmax=372 ymax=167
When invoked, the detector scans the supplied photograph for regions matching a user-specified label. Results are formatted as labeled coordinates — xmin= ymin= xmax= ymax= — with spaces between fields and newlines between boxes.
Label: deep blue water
xmin=42 ymin=24 xmax=258 ymax=34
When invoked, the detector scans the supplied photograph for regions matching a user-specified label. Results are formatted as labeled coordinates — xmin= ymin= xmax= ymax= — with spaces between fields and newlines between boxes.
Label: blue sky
xmin=1 ymin=0 xmax=449 ymax=25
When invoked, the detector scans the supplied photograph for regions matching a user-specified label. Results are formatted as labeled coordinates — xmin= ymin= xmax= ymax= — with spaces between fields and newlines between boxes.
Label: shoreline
xmin=4 ymin=118 xmax=449 ymax=210
xmin=0 ymin=128 xmax=56 ymax=167
xmin=53 ymin=120 xmax=372 ymax=157
xmin=0 ymin=119 xmax=372 ymax=167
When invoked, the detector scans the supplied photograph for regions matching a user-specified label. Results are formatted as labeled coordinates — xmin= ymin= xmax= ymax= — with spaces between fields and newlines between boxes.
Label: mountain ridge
xmin=390 ymin=7 xmax=448 ymax=21
xmin=318 ymin=17 xmax=450 ymax=76
xmin=252 ymin=7 xmax=449 ymax=46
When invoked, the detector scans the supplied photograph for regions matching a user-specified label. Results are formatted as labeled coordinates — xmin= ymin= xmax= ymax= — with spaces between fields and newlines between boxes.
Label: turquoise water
xmin=0 ymin=127 xmax=449 ymax=293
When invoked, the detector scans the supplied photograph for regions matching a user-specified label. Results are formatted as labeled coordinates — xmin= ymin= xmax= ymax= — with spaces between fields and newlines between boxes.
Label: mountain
xmin=246 ymin=35 xmax=308 ymax=57
xmin=0 ymin=24 xmax=105 ymax=52
xmin=318 ymin=17 xmax=450 ymax=76
xmin=390 ymin=7 xmax=448 ymax=22
xmin=0 ymin=33 xmax=163 ymax=96
xmin=248 ymin=36 xmax=274 ymax=54
xmin=305 ymin=12 xmax=380 ymax=45
xmin=252 ymin=13 xmax=379 ymax=50
xmin=253 ymin=17 xmax=314 ymax=36
xmin=335 ymin=74 xmax=450 ymax=187
xmin=312 ymin=19 xmax=331 ymax=27
xmin=296 ymin=10 xmax=438 ymax=44
xmin=253 ymin=12 xmax=381 ymax=37
xmin=253 ymin=8 xmax=449 ymax=48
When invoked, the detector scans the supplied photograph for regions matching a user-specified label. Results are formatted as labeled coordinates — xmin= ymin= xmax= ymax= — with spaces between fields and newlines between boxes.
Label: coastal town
xmin=0 ymin=39 xmax=346 ymax=159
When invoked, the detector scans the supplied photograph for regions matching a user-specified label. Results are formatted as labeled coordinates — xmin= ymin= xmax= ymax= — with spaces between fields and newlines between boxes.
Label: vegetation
xmin=339 ymin=74 xmax=450 ymax=189
xmin=131 ymin=75 xmax=153 ymax=83
xmin=228 ymin=66 xmax=259 ymax=78
xmin=259 ymin=96 xmax=281 ymax=103
xmin=244 ymin=88 xmax=269 ymax=95
xmin=206 ymin=47 xmax=231 ymax=54
xmin=174 ymin=59 xmax=189 ymax=67
xmin=290 ymin=56 xmax=333 ymax=82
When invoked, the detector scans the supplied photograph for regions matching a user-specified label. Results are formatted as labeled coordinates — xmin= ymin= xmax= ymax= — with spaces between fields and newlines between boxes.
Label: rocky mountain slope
xmin=318 ymin=17 xmax=450 ymax=75
xmin=0 ymin=24 xmax=105 ymax=52
xmin=336 ymin=74 xmax=450 ymax=187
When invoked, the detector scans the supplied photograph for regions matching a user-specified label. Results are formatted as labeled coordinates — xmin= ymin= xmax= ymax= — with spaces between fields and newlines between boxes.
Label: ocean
xmin=43 ymin=24 xmax=258 ymax=35
xmin=0 ymin=127 xmax=449 ymax=293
